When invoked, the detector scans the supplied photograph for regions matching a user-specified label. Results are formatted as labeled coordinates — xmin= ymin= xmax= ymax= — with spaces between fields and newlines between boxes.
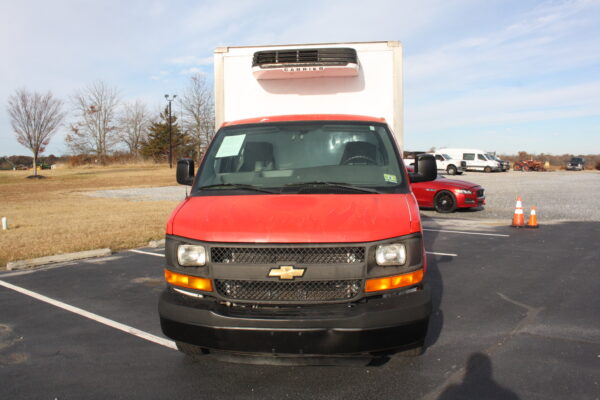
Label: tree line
xmin=6 ymin=74 xmax=214 ymax=174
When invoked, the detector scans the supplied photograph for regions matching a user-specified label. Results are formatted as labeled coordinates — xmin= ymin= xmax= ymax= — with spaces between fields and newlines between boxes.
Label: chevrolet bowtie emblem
xmin=268 ymin=266 xmax=305 ymax=280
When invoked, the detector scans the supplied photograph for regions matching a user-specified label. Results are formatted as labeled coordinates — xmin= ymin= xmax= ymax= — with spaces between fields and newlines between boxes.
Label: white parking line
xmin=426 ymin=251 xmax=458 ymax=257
xmin=423 ymin=228 xmax=510 ymax=237
xmin=129 ymin=249 xmax=165 ymax=257
xmin=0 ymin=279 xmax=176 ymax=350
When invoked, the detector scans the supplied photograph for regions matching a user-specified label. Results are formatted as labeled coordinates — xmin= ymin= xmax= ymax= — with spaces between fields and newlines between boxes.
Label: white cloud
xmin=404 ymin=0 xmax=600 ymax=142
xmin=149 ymin=70 xmax=170 ymax=81
xmin=168 ymin=55 xmax=213 ymax=66
xmin=181 ymin=1 xmax=267 ymax=35
xmin=406 ymin=0 xmax=600 ymax=93
xmin=180 ymin=67 xmax=206 ymax=76
xmin=407 ymin=81 xmax=600 ymax=132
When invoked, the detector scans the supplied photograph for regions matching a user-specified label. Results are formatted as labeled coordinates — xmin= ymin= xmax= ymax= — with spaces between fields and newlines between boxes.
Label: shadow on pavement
xmin=438 ymin=353 xmax=520 ymax=400
xmin=420 ymin=215 xmax=452 ymax=350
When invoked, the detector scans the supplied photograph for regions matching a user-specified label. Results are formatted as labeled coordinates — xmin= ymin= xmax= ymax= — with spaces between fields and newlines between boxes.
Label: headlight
xmin=375 ymin=244 xmax=406 ymax=266
xmin=177 ymin=244 xmax=206 ymax=266
xmin=454 ymin=189 xmax=472 ymax=194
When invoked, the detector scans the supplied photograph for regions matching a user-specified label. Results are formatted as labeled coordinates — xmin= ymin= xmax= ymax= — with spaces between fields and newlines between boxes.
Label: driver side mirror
xmin=176 ymin=158 xmax=195 ymax=186
xmin=408 ymin=154 xmax=437 ymax=183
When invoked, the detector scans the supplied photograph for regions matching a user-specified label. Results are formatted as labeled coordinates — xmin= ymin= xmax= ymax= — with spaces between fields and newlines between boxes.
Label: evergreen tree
xmin=141 ymin=107 xmax=191 ymax=161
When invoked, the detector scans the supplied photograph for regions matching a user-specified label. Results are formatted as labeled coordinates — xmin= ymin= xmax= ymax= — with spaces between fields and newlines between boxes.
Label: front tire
xmin=484 ymin=166 xmax=492 ymax=173
xmin=446 ymin=165 xmax=457 ymax=175
xmin=434 ymin=190 xmax=457 ymax=213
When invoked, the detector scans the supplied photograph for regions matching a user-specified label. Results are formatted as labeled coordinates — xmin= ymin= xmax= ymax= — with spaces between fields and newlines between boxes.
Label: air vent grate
xmin=253 ymin=48 xmax=358 ymax=68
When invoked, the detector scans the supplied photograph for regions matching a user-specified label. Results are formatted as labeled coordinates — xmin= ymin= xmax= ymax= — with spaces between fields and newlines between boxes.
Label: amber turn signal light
xmin=364 ymin=269 xmax=424 ymax=292
xmin=164 ymin=269 xmax=213 ymax=292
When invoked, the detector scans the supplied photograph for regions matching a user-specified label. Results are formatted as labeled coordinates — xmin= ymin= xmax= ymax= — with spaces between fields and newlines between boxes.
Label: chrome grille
xmin=211 ymin=247 xmax=365 ymax=264
xmin=215 ymin=279 xmax=362 ymax=302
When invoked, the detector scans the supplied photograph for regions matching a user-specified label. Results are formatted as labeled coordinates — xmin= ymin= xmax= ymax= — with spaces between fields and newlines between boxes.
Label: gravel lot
xmin=433 ymin=170 xmax=600 ymax=222
xmin=85 ymin=170 xmax=600 ymax=222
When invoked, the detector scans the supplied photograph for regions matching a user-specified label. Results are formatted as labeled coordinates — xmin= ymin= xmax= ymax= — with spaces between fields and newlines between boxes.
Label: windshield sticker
xmin=215 ymin=134 xmax=246 ymax=158
xmin=369 ymin=126 xmax=375 ymax=131
xmin=384 ymin=174 xmax=397 ymax=183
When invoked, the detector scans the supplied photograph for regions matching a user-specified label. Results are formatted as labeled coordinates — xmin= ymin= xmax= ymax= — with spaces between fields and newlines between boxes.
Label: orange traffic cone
xmin=511 ymin=196 xmax=525 ymax=227
xmin=526 ymin=206 xmax=539 ymax=228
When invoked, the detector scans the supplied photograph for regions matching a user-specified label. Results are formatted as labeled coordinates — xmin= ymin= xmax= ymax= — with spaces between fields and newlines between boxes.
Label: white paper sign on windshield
xmin=215 ymin=134 xmax=246 ymax=158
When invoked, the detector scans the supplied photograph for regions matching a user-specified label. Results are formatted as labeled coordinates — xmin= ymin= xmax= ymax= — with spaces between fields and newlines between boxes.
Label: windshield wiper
xmin=198 ymin=184 xmax=279 ymax=194
xmin=283 ymin=181 xmax=379 ymax=194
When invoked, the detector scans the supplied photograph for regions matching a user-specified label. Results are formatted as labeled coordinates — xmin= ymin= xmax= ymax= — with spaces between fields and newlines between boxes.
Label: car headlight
xmin=455 ymin=189 xmax=472 ymax=194
xmin=177 ymin=244 xmax=206 ymax=266
xmin=375 ymin=244 xmax=406 ymax=266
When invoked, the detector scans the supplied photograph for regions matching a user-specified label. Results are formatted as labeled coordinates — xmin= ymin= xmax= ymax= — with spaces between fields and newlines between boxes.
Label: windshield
xmin=194 ymin=121 xmax=407 ymax=194
xmin=442 ymin=153 xmax=451 ymax=160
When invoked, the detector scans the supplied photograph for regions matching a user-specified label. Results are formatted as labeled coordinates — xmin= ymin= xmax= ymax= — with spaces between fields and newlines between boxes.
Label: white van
xmin=438 ymin=148 xmax=500 ymax=173
xmin=431 ymin=152 xmax=464 ymax=175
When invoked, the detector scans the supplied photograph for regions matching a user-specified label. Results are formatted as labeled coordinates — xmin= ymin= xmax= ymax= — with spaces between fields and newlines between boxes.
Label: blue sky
xmin=1 ymin=0 xmax=599 ymax=156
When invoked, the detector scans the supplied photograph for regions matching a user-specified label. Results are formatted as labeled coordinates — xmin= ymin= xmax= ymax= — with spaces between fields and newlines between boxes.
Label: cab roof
xmin=222 ymin=114 xmax=386 ymax=127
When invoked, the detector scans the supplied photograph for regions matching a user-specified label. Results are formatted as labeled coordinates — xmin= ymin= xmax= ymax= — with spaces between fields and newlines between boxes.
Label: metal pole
xmin=168 ymin=100 xmax=173 ymax=169
xmin=165 ymin=94 xmax=177 ymax=169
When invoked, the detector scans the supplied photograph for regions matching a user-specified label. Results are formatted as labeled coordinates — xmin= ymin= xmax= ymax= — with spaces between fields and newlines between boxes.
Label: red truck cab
xmin=158 ymin=114 xmax=437 ymax=358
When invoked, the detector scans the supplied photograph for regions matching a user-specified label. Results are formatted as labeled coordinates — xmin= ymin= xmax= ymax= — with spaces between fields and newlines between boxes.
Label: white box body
xmin=214 ymin=41 xmax=404 ymax=148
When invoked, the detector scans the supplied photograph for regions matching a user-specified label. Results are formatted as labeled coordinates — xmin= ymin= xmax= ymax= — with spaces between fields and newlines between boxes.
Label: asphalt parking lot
xmin=1 ymin=217 xmax=599 ymax=399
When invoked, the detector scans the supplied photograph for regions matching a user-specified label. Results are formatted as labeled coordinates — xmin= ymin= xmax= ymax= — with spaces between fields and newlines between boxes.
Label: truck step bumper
xmin=159 ymin=285 xmax=431 ymax=355
xmin=161 ymin=317 xmax=428 ymax=355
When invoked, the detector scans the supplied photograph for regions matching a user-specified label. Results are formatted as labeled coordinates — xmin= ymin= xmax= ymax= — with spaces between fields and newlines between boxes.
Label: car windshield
xmin=485 ymin=154 xmax=497 ymax=161
xmin=194 ymin=121 xmax=406 ymax=194
xmin=442 ymin=153 xmax=452 ymax=160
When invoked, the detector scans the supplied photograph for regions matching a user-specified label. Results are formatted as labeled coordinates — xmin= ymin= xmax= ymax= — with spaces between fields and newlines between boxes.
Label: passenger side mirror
xmin=409 ymin=154 xmax=437 ymax=183
xmin=176 ymin=158 xmax=195 ymax=186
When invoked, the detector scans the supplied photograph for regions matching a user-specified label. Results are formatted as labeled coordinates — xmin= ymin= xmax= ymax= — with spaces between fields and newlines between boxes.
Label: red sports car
xmin=410 ymin=174 xmax=485 ymax=213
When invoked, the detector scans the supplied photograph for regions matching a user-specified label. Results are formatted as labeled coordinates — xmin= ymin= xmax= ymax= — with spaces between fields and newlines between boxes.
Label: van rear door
xmin=462 ymin=153 xmax=479 ymax=171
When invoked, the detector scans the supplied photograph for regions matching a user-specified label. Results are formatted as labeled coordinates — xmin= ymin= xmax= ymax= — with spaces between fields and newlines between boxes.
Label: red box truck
xmin=159 ymin=41 xmax=437 ymax=359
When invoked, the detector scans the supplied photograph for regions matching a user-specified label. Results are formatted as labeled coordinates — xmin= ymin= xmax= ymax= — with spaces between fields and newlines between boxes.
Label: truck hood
xmin=169 ymin=194 xmax=418 ymax=243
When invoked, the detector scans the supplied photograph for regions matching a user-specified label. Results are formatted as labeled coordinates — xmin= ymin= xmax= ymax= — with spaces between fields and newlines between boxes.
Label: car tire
xmin=434 ymin=190 xmax=457 ymax=213
xmin=484 ymin=166 xmax=492 ymax=173
xmin=176 ymin=341 xmax=209 ymax=359
xmin=446 ymin=165 xmax=457 ymax=175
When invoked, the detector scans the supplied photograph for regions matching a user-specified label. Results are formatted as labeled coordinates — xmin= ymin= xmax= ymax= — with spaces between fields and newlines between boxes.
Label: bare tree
xmin=65 ymin=81 xmax=120 ymax=163
xmin=118 ymin=100 xmax=150 ymax=157
xmin=7 ymin=89 xmax=65 ymax=176
xmin=179 ymin=73 xmax=214 ymax=159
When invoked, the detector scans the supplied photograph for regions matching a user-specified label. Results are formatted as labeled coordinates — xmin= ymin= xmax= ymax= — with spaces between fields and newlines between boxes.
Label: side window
xmin=477 ymin=154 xmax=487 ymax=161
xmin=463 ymin=153 xmax=475 ymax=161
xmin=435 ymin=155 xmax=443 ymax=161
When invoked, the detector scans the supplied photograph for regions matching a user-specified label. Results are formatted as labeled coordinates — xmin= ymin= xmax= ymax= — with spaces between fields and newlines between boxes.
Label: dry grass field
xmin=0 ymin=165 xmax=180 ymax=268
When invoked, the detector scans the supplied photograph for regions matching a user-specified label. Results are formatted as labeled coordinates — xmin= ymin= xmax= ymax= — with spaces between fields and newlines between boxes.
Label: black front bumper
xmin=159 ymin=285 xmax=431 ymax=355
